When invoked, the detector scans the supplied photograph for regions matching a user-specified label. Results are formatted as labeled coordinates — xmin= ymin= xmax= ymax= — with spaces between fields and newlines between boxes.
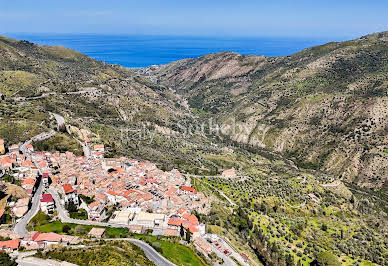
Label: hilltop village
xmin=0 ymin=137 xmax=241 ymax=261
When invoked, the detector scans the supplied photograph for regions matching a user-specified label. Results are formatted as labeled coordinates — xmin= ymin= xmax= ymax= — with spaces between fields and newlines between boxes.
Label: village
xmin=0 ymin=137 xmax=244 ymax=265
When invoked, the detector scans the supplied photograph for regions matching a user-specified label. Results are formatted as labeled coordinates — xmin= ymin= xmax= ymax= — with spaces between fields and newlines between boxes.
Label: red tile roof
xmin=40 ymin=193 xmax=54 ymax=203
xmin=107 ymin=190 xmax=120 ymax=196
xmin=34 ymin=232 xmax=62 ymax=242
xmin=180 ymin=186 xmax=197 ymax=194
xmin=63 ymin=184 xmax=75 ymax=194
xmin=168 ymin=217 xmax=183 ymax=226
xmin=0 ymin=239 xmax=20 ymax=250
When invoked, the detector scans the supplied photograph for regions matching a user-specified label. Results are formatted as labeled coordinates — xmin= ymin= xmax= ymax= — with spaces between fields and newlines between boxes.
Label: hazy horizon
xmin=1 ymin=0 xmax=387 ymax=38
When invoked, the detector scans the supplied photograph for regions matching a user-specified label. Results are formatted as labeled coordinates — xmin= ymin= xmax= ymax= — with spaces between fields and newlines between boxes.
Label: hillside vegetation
xmin=139 ymin=31 xmax=388 ymax=192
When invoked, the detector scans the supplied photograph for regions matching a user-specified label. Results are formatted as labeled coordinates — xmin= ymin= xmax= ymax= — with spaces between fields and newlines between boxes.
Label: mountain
xmin=138 ymin=31 xmax=388 ymax=192
xmin=1 ymin=33 xmax=388 ymax=265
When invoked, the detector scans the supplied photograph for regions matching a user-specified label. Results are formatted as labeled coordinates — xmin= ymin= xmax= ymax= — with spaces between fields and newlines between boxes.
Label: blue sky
xmin=0 ymin=0 xmax=387 ymax=37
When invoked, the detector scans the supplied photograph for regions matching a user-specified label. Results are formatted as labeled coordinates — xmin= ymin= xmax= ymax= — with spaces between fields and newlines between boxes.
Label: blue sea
xmin=6 ymin=34 xmax=345 ymax=68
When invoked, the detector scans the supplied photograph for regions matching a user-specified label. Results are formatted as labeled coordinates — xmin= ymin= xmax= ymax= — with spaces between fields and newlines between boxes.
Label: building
xmin=109 ymin=211 xmax=135 ymax=225
xmin=88 ymin=228 xmax=105 ymax=239
xmin=42 ymin=172 xmax=50 ymax=188
xmin=135 ymin=212 xmax=165 ymax=228
xmin=33 ymin=232 xmax=62 ymax=248
xmin=62 ymin=184 xmax=79 ymax=205
xmin=129 ymin=225 xmax=144 ymax=234
xmin=0 ymin=239 xmax=20 ymax=252
xmin=88 ymin=201 xmax=106 ymax=221
xmin=8 ymin=144 xmax=19 ymax=154
xmin=102 ymin=158 xmax=122 ymax=171
xmin=180 ymin=186 xmax=197 ymax=194
xmin=0 ymin=157 xmax=12 ymax=171
xmin=40 ymin=193 xmax=55 ymax=214
xmin=94 ymin=144 xmax=104 ymax=153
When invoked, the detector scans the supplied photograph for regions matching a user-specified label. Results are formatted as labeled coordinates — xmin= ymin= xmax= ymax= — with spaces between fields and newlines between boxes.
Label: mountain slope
xmin=138 ymin=31 xmax=388 ymax=192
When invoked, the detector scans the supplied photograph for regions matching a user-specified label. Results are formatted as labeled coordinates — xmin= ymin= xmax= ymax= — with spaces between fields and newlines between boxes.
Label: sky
xmin=0 ymin=0 xmax=387 ymax=38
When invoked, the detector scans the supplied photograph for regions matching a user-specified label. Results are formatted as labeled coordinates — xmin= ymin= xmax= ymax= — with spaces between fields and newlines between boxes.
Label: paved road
xmin=14 ymin=179 xmax=44 ymax=237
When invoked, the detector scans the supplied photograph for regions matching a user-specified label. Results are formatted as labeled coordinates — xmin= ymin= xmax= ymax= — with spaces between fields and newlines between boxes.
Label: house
xmin=0 ymin=139 xmax=5 ymax=155
xmin=33 ymin=232 xmax=62 ymax=248
xmin=135 ymin=212 xmax=165 ymax=228
xmin=129 ymin=225 xmax=144 ymax=234
xmin=21 ymin=231 xmax=40 ymax=250
xmin=180 ymin=186 xmax=197 ymax=194
xmin=25 ymin=144 xmax=34 ymax=153
xmin=42 ymin=172 xmax=50 ymax=188
xmin=88 ymin=201 xmax=106 ymax=221
xmin=0 ymin=157 xmax=12 ymax=171
xmin=94 ymin=144 xmax=105 ymax=153
xmin=105 ymin=190 xmax=123 ymax=204
xmin=102 ymin=158 xmax=122 ymax=171
xmin=109 ymin=211 xmax=135 ymax=225
xmin=62 ymin=184 xmax=79 ymax=205
xmin=40 ymin=193 xmax=55 ymax=214
xmin=88 ymin=228 xmax=106 ymax=239
xmin=168 ymin=217 xmax=183 ymax=228
xmin=0 ymin=239 xmax=20 ymax=252
xmin=8 ymin=144 xmax=19 ymax=154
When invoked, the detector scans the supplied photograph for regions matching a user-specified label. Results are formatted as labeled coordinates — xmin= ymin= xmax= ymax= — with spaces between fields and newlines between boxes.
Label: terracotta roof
xmin=180 ymin=186 xmax=197 ymax=194
xmin=33 ymin=232 xmax=62 ymax=242
xmin=0 ymin=157 xmax=11 ymax=165
xmin=178 ymin=207 xmax=187 ymax=214
xmin=22 ymin=178 xmax=36 ymax=185
xmin=182 ymin=213 xmax=199 ymax=226
xmin=88 ymin=201 xmax=100 ymax=209
xmin=63 ymin=184 xmax=75 ymax=194
xmin=107 ymin=190 xmax=120 ymax=196
xmin=0 ymin=209 xmax=4 ymax=218
xmin=21 ymin=160 xmax=34 ymax=167
xmin=0 ymin=239 xmax=20 ymax=250
xmin=168 ymin=217 xmax=183 ymax=226
xmin=40 ymin=193 xmax=54 ymax=203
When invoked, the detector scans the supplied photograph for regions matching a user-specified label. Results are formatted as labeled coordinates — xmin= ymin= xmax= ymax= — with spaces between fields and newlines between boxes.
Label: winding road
xmin=14 ymin=179 xmax=44 ymax=237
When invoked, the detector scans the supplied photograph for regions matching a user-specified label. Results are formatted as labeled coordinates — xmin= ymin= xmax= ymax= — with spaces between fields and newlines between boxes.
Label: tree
xmin=186 ymin=229 xmax=191 ymax=242
xmin=321 ymin=224 xmax=328 ymax=231
xmin=65 ymin=200 xmax=78 ymax=213
xmin=180 ymin=224 xmax=184 ymax=238
xmin=0 ymin=251 xmax=17 ymax=266
xmin=62 ymin=224 xmax=71 ymax=234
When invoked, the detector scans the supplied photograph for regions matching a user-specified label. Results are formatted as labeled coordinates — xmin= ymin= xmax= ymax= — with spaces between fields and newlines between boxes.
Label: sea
xmin=6 ymin=34 xmax=346 ymax=68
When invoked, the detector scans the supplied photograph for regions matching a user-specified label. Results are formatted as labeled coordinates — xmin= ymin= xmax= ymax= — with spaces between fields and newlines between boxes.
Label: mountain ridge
xmin=137 ymin=31 xmax=388 ymax=192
